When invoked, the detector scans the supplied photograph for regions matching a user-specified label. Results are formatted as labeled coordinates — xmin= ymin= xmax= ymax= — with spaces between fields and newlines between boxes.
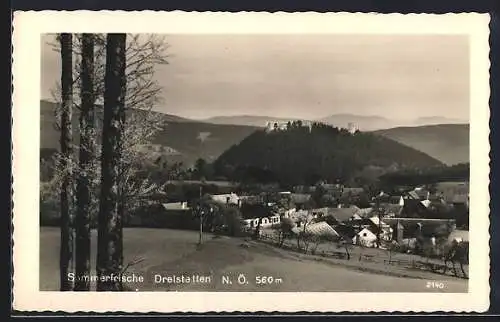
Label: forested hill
xmin=213 ymin=123 xmax=443 ymax=186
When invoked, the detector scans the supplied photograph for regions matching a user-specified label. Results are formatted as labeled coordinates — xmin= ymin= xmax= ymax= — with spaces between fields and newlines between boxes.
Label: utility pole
xmin=198 ymin=185 xmax=203 ymax=245
xmin=376 ymin=197 xmax=382 ymax=248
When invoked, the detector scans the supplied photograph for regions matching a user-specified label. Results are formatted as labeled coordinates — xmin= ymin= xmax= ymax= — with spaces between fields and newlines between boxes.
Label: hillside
xmin=41 ymin=100 xmax=469 ymax=167
xmin=373 ymin=124 xmax=469 ymax=165
xmin=40 ymin=100 xmax=257 ymax=166
xmin=213 ymin=123 xmax=443 ymax=186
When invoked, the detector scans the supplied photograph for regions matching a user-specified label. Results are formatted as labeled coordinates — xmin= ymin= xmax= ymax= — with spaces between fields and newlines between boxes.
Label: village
xmin=151 ymin=179 xmax=469 ymax=277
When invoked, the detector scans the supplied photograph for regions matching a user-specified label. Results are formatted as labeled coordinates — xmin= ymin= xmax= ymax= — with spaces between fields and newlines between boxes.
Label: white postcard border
xmin=12 ymin=11 xmax=491 ymax=312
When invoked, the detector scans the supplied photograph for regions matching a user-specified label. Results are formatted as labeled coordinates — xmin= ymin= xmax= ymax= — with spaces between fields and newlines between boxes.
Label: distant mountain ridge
xmin=202 ymin=112 xmax=468 ymax=131
xmin=374 ymin=124 xmax=469 ymax=166
xmin=40 ymin=100 xmax=469 ymax=167
xmin=201 ymin=115 xmax=314 ymax=127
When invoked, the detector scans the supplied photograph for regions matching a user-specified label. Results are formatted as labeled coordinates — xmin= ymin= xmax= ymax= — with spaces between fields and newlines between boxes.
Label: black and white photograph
xmin=12 ymin=11 xmax=490 ymax=312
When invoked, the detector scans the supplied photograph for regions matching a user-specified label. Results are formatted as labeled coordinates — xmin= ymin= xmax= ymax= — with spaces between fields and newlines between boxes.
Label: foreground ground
xmin=40 ymin=227 xmax=467 ymax=292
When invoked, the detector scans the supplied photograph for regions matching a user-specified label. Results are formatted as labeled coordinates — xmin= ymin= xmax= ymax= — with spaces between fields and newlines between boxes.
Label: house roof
xmin=342 ymin=187 xmax=364 ymax=196
xmin=369 ymin=216 xmax=390 ymax=227
xmin=379 ymin=204 xmax=403 ymax=216
xmin=401 ymin=199 xmax=431 ymax=218
xmin=334 ymin=224 xmax=357 ymax=239
xmin=420 ymin=200 xmax=431 ymax=208
xmin=292 ymin=221 xmax=340 ymax=238
xmin=407 ymin=191 xmax=421 ymax=200
xmin=326 ymin=207 xmax=358 ymax=223
xmin=161 ymin=202 xmax=190 ymax=211
xmin=355 ymin=207 xmax=374 ymax=217
xmin=414 ymin=188 xmax=430 ymax=199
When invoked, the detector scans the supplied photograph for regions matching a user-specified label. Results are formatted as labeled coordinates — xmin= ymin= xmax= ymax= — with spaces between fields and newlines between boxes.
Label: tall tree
xmin=96 ymin=34 xmax=127 ymax=291
xmin=48 ymin=34 xmax=168 ymax=227
xmin=75 ymin=34 xmax=95 ymax=291
xmin=59 ymin=33 xmax=75 ymax=291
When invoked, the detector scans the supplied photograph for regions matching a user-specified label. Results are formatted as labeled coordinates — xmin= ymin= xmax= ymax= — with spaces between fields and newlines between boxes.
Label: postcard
xmin=12 ymin=11 xmax=491 ymax=312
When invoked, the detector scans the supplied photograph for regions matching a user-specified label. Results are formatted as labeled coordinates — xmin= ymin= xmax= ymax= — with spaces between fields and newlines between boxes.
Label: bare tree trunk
xmin=59 ymin=33 xmax=75 ymax=291
xmin=75 ymin=33 xmax=95 ymax=291
xmin=96 ymin=33 xmax=127 ymax=291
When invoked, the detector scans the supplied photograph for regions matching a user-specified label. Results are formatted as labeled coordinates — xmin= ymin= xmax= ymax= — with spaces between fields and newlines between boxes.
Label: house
xmin=401 ymin=198 xmax=431 ymax=218
xmin=323 ymin=207 xmax=359 ymax=225
xmin=420 ymin=199 xmax=432 ymax=208
xmin=239 ymin=195 xmax=263 ymax=204
xmin=281 ymin=207 xmax=297 ymax=218
xmin=341 ymin=187 xmax=364 ymax=198
xmin=209 ymin=193 xmax=241 ymax=206
xmin=375 ymin=192 xmax=403 ymax=206
xmin=448 ymin=229 xmax=469 ymax=243
xmin=413 ymin=187 xmax=431 ymax=200
xmin=334 ymin=224 xmax=357 ymax=240
xmin=368 ymin=216 xmax=393 ymax=240
xmin=379 ymin=204 xmax=403 ymax=217
xmin=243 ymin=215 xmax=281 ymax=230
xmin=292 ymin=221 xmax=340 ymax=238
xmin=389 ymin=196 xmax=405 ymax=206
xmin=353 ymin=228 xmax=378 ymax=247
xmin=162 ymin=202 xmax=190 ymax=211
xmin=354 ymin=207 xmax=374 ymax=218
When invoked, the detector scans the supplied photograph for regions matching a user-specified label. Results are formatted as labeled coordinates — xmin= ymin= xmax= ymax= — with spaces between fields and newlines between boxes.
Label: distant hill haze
xmin=202 ymin=113 xmax=467 ymax=131
xmin=201 ymin=115 xmax=314 ymax=127
xmin=40 ymin=100 xmax=469 ymax=167
xmin=374 ymin=124 xmax=469 ymax=166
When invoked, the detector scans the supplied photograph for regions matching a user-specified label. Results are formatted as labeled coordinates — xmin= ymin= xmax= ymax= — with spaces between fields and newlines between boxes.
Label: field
xmin=40 ymin=227 xmax=467 ymax=292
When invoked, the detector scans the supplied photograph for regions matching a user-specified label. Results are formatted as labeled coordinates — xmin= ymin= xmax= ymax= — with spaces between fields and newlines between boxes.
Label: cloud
xmin=41 ymin=34 xmax=469 ymax=122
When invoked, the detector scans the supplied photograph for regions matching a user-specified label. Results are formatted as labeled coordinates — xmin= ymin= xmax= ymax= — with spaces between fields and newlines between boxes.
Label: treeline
xmin=378 ymin=163 xmax=470 ymax=187
xmin=213 ymin=123 xmax=443 ymax=187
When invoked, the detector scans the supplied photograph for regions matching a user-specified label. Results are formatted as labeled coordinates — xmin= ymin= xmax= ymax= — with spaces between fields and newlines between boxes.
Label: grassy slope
xmin=40 ymin=100 xmax=257 ymax=166
xmin=39 ymin=227 xmax=467 ymax=292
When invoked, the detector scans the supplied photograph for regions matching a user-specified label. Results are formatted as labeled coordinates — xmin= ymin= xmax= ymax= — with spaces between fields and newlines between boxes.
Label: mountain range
xmin=40 ymin=100 xmax=469 ymax=167
xmin=201 ymin=114 xmax=468 ymax=132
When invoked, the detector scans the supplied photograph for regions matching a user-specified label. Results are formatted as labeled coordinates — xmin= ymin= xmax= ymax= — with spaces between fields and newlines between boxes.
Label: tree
xmin=275 ymin=217 xmax=295 ymax=247
xmin=193 ymin=158 xmax=208 ymax=180
xmin=75 ymin=33 xmax=95 ymax=291
xmin=48 ymin=34 xmax=169 ymax=225
xmin=58 ymin=33 xmax=75 ymax=292
xmin=96 ymin=33 xmax=127 ymax=291
xmin=295 ymin=212 xmax=315 ymax=252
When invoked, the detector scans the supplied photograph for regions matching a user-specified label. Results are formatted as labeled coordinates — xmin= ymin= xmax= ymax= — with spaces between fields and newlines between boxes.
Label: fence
xmin=256 ymin=229 xmax=468 ymax=279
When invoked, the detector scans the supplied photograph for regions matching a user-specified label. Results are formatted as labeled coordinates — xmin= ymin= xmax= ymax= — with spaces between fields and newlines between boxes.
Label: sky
xmin=41 ymin=34 xmax=469 ymax=122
